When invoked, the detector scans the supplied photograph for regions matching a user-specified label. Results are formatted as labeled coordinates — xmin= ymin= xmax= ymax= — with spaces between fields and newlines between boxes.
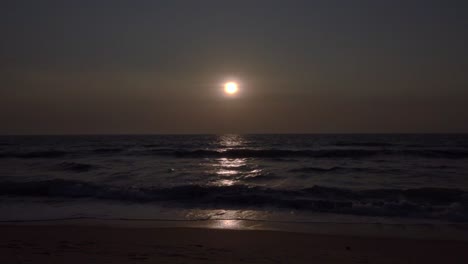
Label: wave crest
xmin=1 ymin=179 xmax=466 ymax=221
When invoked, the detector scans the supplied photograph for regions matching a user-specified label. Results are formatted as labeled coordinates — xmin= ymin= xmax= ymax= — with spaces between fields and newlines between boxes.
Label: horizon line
xmin=1 ymin=132 xmax=467 ymax=136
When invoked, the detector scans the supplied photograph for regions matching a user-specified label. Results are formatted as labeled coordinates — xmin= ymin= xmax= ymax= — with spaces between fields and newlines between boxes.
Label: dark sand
xmin=1 ymin=225 xmax=468 ymax=263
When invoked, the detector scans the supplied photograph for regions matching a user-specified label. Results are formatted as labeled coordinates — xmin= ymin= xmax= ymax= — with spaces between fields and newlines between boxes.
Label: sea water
xmin=0 ymin=134 xmax=467 ymax=224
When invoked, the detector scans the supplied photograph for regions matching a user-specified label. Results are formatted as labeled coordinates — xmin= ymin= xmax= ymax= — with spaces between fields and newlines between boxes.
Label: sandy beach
xmin=1 ymin=224 xmax=468 ymax=264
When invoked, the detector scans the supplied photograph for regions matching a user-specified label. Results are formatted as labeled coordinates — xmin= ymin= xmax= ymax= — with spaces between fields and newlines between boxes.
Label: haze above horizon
xmin=1 ymin=1 xmax=467 ymax=134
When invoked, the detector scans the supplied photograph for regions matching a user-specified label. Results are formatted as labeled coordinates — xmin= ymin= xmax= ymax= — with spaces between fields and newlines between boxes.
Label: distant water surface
xmin=0 ymin=134 xmax=467 ymax=223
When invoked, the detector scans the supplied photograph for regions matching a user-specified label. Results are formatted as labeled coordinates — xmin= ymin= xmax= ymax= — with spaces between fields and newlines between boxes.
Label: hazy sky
xmin=1 ymin=0 xmax=467 ymax=134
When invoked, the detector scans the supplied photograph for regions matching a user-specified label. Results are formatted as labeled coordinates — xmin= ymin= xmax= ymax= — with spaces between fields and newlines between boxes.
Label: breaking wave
xmin=0 ymin=179 xmax=467 ymax=221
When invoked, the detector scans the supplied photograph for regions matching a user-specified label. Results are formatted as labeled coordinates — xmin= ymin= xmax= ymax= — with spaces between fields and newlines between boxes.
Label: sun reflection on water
xmin=216 ymin=179 xmax=236 ymax=186
xmin=215 ymin=158 xmax=247 ymax=168
xmin=207 ymin=135 xmax=264 ymax=186
xmin=211 ymin=158 xmax=247 ymax=186
xmin=218 ymin=134 xmax=246 ymax=148
xmin=186 ymin=210 xmax=266 ymax=231
xmin=218 ymin=219 xmax=241 ymax=229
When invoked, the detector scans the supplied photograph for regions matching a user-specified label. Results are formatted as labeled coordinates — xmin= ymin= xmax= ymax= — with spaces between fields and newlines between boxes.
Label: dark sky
xmin=1 ymin=0 xmax=468 ymax=134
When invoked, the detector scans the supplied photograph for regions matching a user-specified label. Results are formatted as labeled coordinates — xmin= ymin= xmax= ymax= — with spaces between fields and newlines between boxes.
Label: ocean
xmin=1 ymin=134 xmax=467 ymax=224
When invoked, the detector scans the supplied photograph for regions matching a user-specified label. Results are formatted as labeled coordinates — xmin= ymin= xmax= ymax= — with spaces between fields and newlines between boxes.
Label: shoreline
xmin=1 ymin=224 xmax=468 ymax=263
xmin=2 ymin=218 xmax=468 ymax=241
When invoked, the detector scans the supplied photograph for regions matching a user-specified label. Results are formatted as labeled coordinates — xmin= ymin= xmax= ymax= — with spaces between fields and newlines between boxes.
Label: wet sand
xmin=1 ymin=225 xmax=468 ymax=263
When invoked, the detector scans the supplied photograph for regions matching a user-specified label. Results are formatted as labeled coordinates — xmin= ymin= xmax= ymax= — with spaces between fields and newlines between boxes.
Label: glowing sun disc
xmin=224 ymin=82 xmax=238 ymax=94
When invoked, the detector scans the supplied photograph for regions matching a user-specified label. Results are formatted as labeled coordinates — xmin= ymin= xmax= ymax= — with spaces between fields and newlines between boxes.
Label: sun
xmin=224 ymin=82 xmax=238 ymax=95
